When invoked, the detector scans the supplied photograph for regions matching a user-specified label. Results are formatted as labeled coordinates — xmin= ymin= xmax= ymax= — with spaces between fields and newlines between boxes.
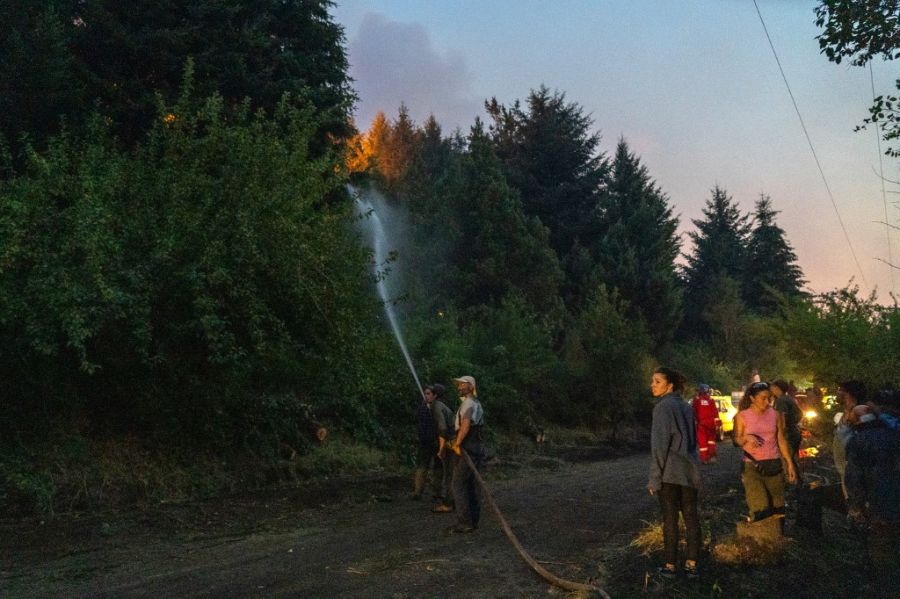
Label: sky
xmin=331 ymin=0 xmax=899 ymax=300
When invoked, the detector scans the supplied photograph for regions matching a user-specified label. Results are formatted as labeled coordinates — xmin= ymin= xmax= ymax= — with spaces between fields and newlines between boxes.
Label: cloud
xmin=348 ymin=14 xmax=482 ymax=132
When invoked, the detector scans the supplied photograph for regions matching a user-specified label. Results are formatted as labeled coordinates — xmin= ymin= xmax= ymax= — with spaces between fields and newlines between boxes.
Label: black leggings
xmin=658 ymin=483 xmax=701 ymax=565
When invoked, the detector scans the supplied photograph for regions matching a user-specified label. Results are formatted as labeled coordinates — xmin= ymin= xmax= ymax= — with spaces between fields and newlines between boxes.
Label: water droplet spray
xmin=351 ymin=185 xmax=424 ymax=399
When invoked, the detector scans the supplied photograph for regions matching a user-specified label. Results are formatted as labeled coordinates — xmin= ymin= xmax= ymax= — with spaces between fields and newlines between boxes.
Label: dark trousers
xmin=437 ymin=452 xmax=453 ymax=504
xmin=658 ymin=483 xmax=701 ymax=565
xmin=452 ymin=449 xmax=482 ymax=528
xmin=413 ymin=443 xmax=438 ymax=496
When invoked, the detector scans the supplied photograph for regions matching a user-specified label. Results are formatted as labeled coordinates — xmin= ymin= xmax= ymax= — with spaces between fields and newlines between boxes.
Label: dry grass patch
xmin=711 ymin=534 xmax=786 ymax=566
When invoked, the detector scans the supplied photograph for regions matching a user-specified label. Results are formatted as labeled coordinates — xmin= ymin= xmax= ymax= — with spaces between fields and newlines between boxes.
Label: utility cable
xmin=752 ymin=0 xmax=868 ymax=285
xmin=460 ymin=449 xmax=610 ymax=597
xmin=870 ymin=62 xmax=896 ymax=294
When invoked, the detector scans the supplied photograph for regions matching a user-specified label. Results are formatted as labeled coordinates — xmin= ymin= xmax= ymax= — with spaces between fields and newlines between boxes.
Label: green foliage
xmin=682 ymin=186 xmax=751 ymax=335
xmin=461 ymin=296 xmax=560 ymax=428
xmin=595 ymin=139 xmax=682 ymax=346
xmin=0 ymin=91 xmax=397 ymax=450
xmin=0 ymin=448 xmax=56 ymax=514
xmin=661 ymin=341 xmax=739 ymax=393
xmin=746 ymin=194 xmax=806 ymax=313
xmin=485 ymin=86 xmax=609 ymax=308
xmin=440 ymin=123 xmax=565 ymax=320
xmin=0 ymin=2 xmax=86 ymax=166
xmin=815 ymin=1 xmax=900 ymax=156
xmin=781 ymin=285 xmax=900 ymax=387
xmin=295 ymin=438 xmax=392 ymax=478
xmin=563 ymin=286 xmax=653 ymax=435
xmin=0 ymin=0 xmax=354 ymax=162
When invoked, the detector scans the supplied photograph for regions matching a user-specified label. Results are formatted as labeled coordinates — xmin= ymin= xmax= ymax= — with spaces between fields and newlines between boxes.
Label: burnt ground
xmin=0 ymin=442 xmax=877 ymax=598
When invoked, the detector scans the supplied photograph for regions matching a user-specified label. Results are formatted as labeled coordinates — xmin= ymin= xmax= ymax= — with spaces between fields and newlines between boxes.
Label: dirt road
xmin=1 ymin=444 xmax=761 ymax=597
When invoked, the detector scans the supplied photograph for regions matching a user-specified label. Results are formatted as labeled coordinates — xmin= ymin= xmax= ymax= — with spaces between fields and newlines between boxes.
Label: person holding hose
xmin=648 ymin=367 xmax=702 ymax=580
xmin=431 ymin=383 xmax=456 ymax=513
xmin=447 ymin=375 xmax=484 ymax=534
xmin=411 ymin=386 xmax=439 ymax=500
xmin=692 ymin=384 xmax=720 ymax=464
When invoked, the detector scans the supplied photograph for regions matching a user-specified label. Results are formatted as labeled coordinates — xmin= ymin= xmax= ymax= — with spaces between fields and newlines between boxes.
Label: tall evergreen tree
xmin=485 ymin=86 xmax=608 ymax=261
xmin=682 ymin=186 xmax=751 ymax=337
xmin=378 ymin=105 xmax=421 ymax=191
xmin=594 ymin=139 xmax=682 ymax=346
xmin=0 ymin=3 xmax=86 ymax=165
xmin=745 ymin=194 xmax=806 ymax=313
xmin=439 ymin=121 xmax=564 ymax=320
xmin=1 ymin=0 xmax=355 ymax=158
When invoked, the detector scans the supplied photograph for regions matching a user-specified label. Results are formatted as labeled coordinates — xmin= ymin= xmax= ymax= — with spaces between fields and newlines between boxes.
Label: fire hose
xmin=459 ymin=448 xmax=610 ymax=597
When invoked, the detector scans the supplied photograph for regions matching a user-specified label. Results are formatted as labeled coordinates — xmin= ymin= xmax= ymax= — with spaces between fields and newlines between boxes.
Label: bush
xmin=563 ymin=285 xmax=653 ymax=437
xmin=781 ymin=286 xmax=899 ymax=388
xmin=0 ymin=89 xmax=409 ymax=451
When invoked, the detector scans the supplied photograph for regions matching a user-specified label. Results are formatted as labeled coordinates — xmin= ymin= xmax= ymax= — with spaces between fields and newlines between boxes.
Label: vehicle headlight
xmin=804 ymin=410 xmax=818 ymax=419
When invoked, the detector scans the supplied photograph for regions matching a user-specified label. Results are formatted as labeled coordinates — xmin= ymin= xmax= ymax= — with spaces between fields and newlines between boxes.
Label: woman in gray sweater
xmin=647 ymin=367 xmax=702 ymax=580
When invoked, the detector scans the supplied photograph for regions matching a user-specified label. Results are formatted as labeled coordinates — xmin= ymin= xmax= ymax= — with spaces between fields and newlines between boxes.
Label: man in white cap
xmin=448 ymin=375 xmax=484 ymax=533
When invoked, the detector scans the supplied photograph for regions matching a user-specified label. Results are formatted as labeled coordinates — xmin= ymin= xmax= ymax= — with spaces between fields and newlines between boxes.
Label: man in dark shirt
xmin=431 ymin=383 xmax=456 ymax=511
xmin=772 ymin=380 xmax=802 ymax=477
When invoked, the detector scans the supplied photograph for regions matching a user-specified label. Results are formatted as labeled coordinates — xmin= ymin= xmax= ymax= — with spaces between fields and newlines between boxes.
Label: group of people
xmin=649 ymin=367 xmax=899 ymax=587
xmin=830 ymin=380 xmax=900 ymax=588
xmin=412 ymin=375 xmax=485 ymax=534
xmin=410 ymin=367 xmax=898 ymax=587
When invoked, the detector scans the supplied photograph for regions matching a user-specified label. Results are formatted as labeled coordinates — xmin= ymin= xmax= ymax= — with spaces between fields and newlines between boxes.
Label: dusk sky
xmin=332 ymin=0 xmax=899 ymax=300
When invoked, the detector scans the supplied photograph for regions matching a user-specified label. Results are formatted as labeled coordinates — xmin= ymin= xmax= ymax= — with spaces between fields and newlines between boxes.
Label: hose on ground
xmin=461 ymin=449 xmax=611 ymax=598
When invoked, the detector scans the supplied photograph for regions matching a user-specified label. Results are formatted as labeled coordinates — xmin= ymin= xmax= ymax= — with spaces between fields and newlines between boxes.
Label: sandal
xmin=432 ymin=504 xmax=454 ymax=513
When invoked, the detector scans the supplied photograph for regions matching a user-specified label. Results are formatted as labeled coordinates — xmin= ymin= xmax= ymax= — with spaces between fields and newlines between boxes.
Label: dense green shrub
xmin=781 ymin=286 xmax=899 ymax=388
xmin=0 ymin=91 xmax=406 ymax=452
xmin=563 ymin=286 xmax=653 ymax=437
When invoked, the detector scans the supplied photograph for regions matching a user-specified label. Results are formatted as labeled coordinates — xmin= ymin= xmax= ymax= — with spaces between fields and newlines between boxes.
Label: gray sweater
xmin=648 ymin=393 xmax=701 ymax=491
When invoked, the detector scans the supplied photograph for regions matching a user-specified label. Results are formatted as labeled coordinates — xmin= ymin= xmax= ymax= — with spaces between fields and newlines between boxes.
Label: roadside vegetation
xmin=1 ymin=1 xmax=897 ymax=516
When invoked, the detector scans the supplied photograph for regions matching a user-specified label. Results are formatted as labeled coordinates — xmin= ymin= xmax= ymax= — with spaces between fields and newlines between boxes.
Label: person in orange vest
xmin=692 ymin=384 xmax=720 ymax=465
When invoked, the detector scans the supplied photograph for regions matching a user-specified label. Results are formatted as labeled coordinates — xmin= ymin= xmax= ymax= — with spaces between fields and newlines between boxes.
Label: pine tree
xmin=485 ymin=86 xmax=608 ymax=260
xmin=745 ymin=194 xmax=806 ymax=313
xmin=682 ymin=186 xmax=750 ymax=337
xmin=1 ymin=0 xmax=356 ymax=157
xmin=440 ymin=121 xmax=564 ymax=320
xmin=0 ymin=3 xmax=86 ymax=165
xmin=594 ymin=139 xmax=682 ymax=346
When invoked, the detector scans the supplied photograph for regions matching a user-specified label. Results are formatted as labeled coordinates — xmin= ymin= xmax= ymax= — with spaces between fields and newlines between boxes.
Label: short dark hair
xmin=875 ymin=388 xmax=898 ymax=411
xmin=839 ymin=380 xmax=867 ymax=404
xmin=771 ymin=380 xmax=790 ymax=394
xmin=654 ymin=367 xmax=686 ymax=393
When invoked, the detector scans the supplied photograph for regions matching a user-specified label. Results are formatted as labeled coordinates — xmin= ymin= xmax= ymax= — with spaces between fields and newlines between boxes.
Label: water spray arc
xmin=351 ymin=186 xmax=425 ymax=399
xmin=351 ymin=185 xmax=606 ymax=596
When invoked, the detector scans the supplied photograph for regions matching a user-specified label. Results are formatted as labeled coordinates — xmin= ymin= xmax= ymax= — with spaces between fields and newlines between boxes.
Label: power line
xmin=752 ymin=0 xmax=868 ymax=286
xmin=870 ymin=62 xmax=896 ymax=295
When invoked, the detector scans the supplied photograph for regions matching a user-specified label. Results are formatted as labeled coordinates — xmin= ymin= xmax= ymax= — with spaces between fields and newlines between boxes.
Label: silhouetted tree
xmin=816 ymin=0 xmax=900 ymax=156
xmin=485 ymin=86 xmax=608 ymax=261
xmin=594 ymin=139 xmax=682 ymax=346
xmin=745 ymin=194 xmax=806 ymax=313
xmin=682 ymin=186 xmax=750 ymax=336
xmin=0 ymin=0 xmax=355 ymax=161
xmin=440 ymin=121 xmax=564 ymax=320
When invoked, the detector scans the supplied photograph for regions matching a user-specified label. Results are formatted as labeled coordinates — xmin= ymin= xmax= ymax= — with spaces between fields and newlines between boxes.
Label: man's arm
xmin=776 ymin=411 xmax=797 ymax=483
xmin=843 ymin=438 xmax=866 ymax=518
xmin=453 ymin=415 xmax=471 ymax=453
